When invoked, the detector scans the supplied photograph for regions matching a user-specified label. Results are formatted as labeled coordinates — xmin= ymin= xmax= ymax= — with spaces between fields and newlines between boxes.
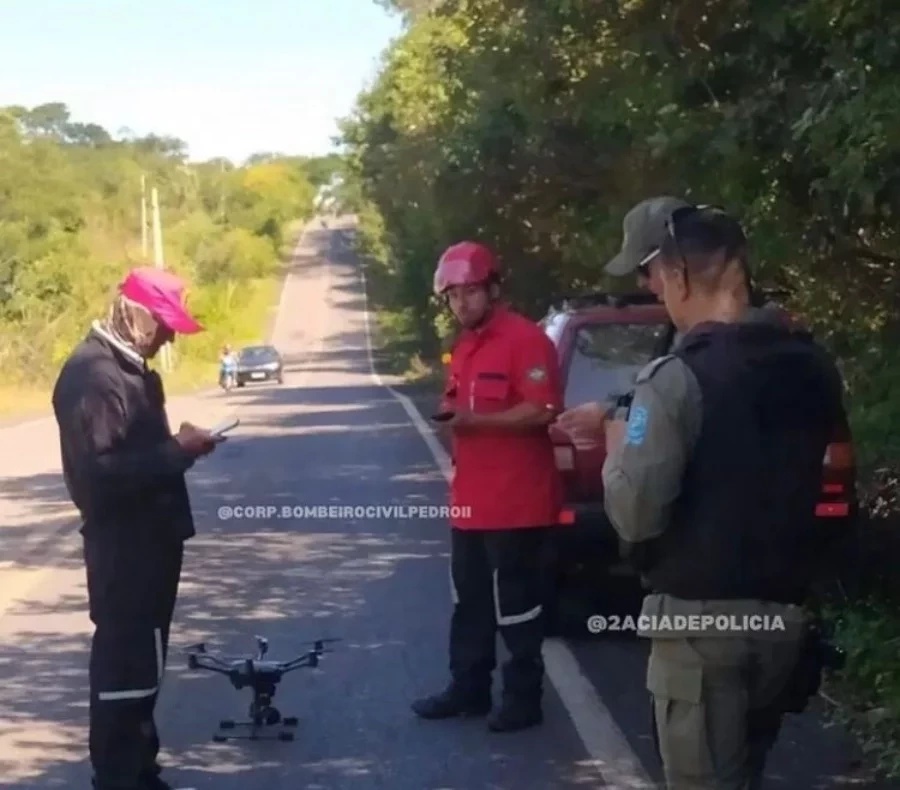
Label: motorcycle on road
xmin=220 ymin=359 xmax=237 ymax=392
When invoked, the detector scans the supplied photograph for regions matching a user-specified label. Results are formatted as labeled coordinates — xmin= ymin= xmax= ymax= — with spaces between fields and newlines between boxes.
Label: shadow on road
xmin=0 ymin=369 xmax=602 ymax=787
xmin=0 ymin=471 xmax=78 ymax=562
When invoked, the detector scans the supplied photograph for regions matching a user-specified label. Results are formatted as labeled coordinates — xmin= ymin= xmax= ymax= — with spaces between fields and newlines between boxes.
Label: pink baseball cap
xmin=119 ymin=266 xmax=203 ymax=334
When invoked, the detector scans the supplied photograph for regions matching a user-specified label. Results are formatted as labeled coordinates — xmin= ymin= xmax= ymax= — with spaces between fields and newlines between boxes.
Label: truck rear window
xmin=564 ymin=323 xmax=669 ymax=407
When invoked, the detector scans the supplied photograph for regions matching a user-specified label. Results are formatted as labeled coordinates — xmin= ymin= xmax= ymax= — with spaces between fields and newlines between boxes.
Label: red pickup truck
xmin=539 ymin=291 xmax=858 ymax=625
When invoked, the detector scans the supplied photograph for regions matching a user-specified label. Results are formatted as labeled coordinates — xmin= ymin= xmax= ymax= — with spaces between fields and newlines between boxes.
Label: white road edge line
xmin=357 ymin=264 xmax=657 ymax=789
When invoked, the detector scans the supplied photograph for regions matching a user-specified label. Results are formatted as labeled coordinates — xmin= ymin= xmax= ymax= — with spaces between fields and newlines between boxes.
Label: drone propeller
xmin=184 ymin=636 xmax=340 ymax=668
xmin=298 ymin=637 xmax=341 ymax=648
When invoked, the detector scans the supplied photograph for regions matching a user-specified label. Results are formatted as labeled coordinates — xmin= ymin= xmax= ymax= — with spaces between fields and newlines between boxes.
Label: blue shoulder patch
xmin=625 ymin=405 xmax=649 ymax=446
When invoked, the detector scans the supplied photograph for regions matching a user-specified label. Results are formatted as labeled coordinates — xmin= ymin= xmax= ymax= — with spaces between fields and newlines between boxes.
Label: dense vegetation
xmin=0 ymin=101 xmax=338 ymax=408
xmin=342 ymin=0 xmax=900 ymax=776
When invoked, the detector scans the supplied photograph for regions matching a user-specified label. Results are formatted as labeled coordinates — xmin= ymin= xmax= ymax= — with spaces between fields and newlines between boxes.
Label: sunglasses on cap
xmin=662 ymin=204 xmax=749 ymax=290
xmin=635 ymin=203 xmax=738 ymax=280
xmin=632 ymin=204 xmax=723 ymax=278
xmin=635 ymin=248 xmax=661 ymax=279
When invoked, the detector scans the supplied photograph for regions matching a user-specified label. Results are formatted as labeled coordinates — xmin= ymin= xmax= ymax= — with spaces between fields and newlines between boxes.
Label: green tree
xmin=345 ymin=0 xmax=900 ymax=772
xmin=0 ymin=102 xmax=325 ymax=387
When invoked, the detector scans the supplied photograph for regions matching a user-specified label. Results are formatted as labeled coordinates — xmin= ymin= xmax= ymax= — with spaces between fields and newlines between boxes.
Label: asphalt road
xmin=0 ymin=218 xmax=893 ymax=789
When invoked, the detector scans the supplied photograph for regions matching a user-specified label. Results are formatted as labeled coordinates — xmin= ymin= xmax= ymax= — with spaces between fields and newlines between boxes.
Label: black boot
xmin=137 ymin=760 xmax=172 ymax=790
xmin=139 ymin=776 xmax=172 ymax=790
xmin=486 ymin=696 xmax=543 ymax=732
xmin=411 ymin=683 xmax=492 ymax=719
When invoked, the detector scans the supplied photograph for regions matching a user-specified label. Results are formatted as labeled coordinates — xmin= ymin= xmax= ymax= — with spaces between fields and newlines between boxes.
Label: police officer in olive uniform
xmin=601 ymin=206 xmax=848 ymax=789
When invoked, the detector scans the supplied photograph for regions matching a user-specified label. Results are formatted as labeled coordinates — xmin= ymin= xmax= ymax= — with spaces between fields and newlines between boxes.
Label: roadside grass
xmin=361 ymin=257 xmax=442 ymax=387
xmin=0 ymin=269 xmax=286 ymax=422
xmin=0 ymin=385 xmax=50 ymax=422
xmin=821 ymin=488 xmax=900 ymax=780
xmin=0 ymin=217 xmax=315 ymax=424
xmin=824 ymin=594 xmax=900 ymax=779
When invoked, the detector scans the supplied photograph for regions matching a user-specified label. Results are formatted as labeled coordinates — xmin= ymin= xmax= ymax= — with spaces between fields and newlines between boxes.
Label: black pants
xmin=83 ymin=531 xmax=184 ymax=787
xmin=448 ymin=526 xmax=548 ymax=705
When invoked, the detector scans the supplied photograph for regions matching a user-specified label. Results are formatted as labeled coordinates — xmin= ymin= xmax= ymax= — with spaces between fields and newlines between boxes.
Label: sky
xmin=0 ymin=0 xmax=404 ymax=163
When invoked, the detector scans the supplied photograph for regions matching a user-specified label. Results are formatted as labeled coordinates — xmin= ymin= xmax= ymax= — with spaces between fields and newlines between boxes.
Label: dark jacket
xmin=52 ymin=325 xmax=196 ymax=543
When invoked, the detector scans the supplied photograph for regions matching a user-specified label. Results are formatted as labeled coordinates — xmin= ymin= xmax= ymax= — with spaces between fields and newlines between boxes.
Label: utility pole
xmin=140 ymin=174 xmax=148 ymax=257
xmin=219 ymin=158 xmax=225 ymax=222
xmin=151 ymin=187 xmax=172 ymax=373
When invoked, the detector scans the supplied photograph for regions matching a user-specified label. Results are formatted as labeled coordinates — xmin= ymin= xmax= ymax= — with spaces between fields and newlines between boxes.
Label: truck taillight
xmin=824 ymin=442 xmax=854 ymax=470
xmin=816 ymin=502 xmax=850 ymax=518
xmin=554 ymin=446 xmax=575 ymax=471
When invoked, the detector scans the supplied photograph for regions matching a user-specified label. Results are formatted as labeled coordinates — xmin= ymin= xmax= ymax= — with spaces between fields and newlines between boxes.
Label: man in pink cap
xmin=52 ymin=266 xmax=217 ymax=790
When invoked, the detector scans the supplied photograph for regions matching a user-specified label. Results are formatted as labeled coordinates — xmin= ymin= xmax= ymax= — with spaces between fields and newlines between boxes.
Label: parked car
xmin=235 ymin=344 xmax=284 ymax=387
xmin=538 ymin=291 xmax=859 ymax=626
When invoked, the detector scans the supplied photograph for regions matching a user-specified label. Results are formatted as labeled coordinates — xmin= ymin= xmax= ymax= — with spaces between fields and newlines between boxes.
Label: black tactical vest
xmin=641 ymin=321 xmax=840 ymax=603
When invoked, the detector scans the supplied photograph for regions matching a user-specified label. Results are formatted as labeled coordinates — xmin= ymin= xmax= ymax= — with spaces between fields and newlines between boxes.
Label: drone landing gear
xmin=212 ymin=688 xmax=298 ymax=742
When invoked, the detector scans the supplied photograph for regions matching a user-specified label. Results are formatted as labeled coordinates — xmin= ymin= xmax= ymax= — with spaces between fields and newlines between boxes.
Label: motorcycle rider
xmin=219 ymin=344 xmax=237 ymax=388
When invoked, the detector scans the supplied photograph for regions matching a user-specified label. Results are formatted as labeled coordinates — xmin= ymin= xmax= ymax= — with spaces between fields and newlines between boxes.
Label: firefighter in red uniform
xmin=411 ymin=241 xmax=564 ymax=732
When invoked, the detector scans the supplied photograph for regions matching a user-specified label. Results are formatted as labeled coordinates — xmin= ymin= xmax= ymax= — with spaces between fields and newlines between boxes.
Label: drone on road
xmin=186 ymin=634 xmax=339 ymax=742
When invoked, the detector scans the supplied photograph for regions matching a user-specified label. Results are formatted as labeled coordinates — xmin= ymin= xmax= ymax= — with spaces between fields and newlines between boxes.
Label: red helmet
xmin=433 ymin=241 xmax=498 ymax=295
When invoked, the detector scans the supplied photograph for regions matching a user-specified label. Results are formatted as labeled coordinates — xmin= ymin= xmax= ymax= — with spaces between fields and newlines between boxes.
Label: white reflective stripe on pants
xmin=449 ymin=559 xmax=459 ymax=605
xmin=97 ymin=627 xmax=164 ymax=701
xmin=492 ymin=570 xmax=542 ymax=626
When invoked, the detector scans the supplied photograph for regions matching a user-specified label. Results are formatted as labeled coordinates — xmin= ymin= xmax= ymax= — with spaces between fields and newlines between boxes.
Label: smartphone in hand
xmin=209 ymin=417 xmax=240 ymax=441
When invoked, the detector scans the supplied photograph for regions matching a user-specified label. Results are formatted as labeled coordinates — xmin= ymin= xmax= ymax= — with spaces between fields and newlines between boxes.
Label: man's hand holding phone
xmin=432 ymin=410 xmax=482 ymax=434
xmin=175 ymin=417 xmax=239 ymax=458
xmin=554 ymin=401 xmax=612 ymax=450
xmin=175 ymin=422 xmax=217 ymax=457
